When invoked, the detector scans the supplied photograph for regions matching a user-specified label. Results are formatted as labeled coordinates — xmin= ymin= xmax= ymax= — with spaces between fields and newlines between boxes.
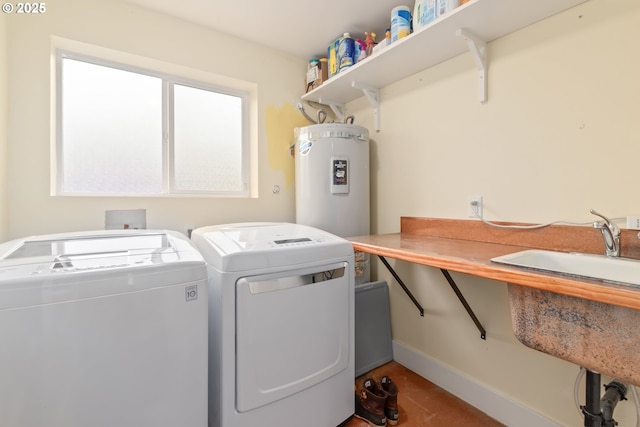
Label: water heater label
xmin=331 ymin=158 xmax=349 ymax=194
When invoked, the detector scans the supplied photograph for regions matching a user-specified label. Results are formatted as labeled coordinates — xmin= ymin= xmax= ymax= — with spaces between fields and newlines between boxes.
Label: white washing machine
xmin=0 ymin=230 xmax=208 ymax=427
xmin=191 ymin=223 xmax=354 ymax=427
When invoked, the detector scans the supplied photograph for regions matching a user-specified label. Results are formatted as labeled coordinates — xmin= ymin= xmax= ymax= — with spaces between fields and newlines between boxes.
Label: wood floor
xmin=344 ymin=361 xmax=505 ymax=427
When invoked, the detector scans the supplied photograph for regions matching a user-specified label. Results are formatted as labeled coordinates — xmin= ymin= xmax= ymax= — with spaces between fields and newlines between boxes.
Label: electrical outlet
xmin=627 ymin=216 xmax=640 ymax=230
xmin=468 ymin=196 xmax=483 ymax=219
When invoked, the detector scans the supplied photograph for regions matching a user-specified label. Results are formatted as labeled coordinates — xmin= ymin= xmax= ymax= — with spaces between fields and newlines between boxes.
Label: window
xmin=55 ymin=50 xmax=251 ymax=197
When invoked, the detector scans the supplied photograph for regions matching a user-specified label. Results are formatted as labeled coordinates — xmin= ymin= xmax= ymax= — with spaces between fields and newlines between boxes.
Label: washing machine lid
xmin=191 ymin=222 xmax=354 ymax=272
xmin=0 ymin=230 xmax=206 ymax=310
xmin=0 ymin=229 xmax=203 ymax=276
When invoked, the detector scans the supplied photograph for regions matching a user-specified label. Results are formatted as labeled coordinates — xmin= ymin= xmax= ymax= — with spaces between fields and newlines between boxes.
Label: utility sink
xmin=491 ymin=249 xmax=640 ymax=286
xmin=495 ymin=250 xmax=640 ymax=386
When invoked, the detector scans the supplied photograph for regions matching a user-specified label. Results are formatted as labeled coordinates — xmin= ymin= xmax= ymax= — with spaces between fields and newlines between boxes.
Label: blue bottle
xmin=338 ymin=33 xmax=355 ymax=72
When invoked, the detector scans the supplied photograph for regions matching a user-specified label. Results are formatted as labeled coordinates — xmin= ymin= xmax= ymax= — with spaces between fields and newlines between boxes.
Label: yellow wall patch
xmin=265 ymin=103 xmax=310 ymax=188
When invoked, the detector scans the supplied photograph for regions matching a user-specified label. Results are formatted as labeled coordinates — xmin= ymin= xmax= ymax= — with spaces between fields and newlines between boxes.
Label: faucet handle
xmin=590 ymin=209 xmax=612 ymax=225
xmin=590 ymin=209 xmax=621 ymax=233
xmin=590 ymin=209 xmax=621 ymax=257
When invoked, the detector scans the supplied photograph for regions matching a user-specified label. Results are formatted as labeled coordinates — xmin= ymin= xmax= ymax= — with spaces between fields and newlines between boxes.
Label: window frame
xmin=54 ymin=49 xmax=252 ymax=198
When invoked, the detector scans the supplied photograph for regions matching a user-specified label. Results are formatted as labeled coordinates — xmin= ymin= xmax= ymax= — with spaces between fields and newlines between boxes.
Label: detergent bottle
xmin=338 ymin=33 xmax=355 ymax=72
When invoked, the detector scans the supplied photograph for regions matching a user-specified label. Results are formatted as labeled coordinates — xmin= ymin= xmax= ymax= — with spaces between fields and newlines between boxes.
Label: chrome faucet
xmin=590 ymin=209 xmax=621 ymax=257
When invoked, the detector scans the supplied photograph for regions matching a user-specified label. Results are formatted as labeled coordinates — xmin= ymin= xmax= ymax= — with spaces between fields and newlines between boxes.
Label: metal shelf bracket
xmin=440 ymin=269 xmax=486 ymax=340
xmin=378 ymin=256 xmax=424 ymax=317
xmin=352 ymin=82 xmax=380 ymax=132
xmin=457 ymin=28 xmax=488 ymax=103
xmin=377 ymin=255 xmax=486 ymax=339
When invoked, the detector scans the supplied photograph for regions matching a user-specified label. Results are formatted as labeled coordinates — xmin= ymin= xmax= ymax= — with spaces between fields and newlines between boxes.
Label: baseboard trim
xmin=392 ymin=340 xmax=561 ymax=427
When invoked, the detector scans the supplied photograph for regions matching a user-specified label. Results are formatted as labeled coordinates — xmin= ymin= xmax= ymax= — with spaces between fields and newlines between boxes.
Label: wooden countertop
xmin=348 ymin=217 xmax=640 ymax=311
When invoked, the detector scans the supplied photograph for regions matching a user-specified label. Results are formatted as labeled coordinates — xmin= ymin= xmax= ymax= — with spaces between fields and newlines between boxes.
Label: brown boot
xmin=380 ymin=376 xmax=399 ymax=425
xmin=354 ymin=378 xmax=387 ymax=426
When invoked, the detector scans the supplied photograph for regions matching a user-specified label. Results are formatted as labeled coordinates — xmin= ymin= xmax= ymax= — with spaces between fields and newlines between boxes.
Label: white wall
xmin=347 ymin=1 xmax=640 ymax=425
xmin=4 ymin=0 xmax=308 ymax=239
xmin=0 ymin=13 xmax=8 ymax=241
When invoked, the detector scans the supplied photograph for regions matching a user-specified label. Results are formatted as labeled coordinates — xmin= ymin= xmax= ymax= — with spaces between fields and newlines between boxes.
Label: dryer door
xmin=235 ymin=261 xmax=351 ymax=413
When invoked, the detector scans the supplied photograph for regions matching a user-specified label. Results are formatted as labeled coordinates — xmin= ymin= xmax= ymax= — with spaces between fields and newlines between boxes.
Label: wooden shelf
xmin=348 ymin=217 xmax=640 ymax=311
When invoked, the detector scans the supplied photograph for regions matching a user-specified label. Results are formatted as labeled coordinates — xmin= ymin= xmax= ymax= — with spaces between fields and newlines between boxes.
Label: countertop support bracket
xmin=456 ymin=28 xmax=488 ymax=103
xmin=317 ymin=98 xmax=345 ymax=122
xmin=440 ymin=269 xmax=487 ymax=340
xmin=352 ymin=82 xmax=380 ymax=132
xmin=378 ymin=256 xmax=424 ymax=316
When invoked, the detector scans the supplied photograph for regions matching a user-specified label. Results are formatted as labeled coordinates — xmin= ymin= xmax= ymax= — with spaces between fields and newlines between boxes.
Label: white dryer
xmin=0 ymin=230 xmax=208 ymax=427
xmin=191 ymin=223 xmax=354 ymax=427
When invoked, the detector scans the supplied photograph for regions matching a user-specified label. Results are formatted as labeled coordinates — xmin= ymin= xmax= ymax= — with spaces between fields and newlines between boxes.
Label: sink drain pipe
xmin=602 ymin=381 xmax=628 ymax=426
xmin=581 ymin=369 xmax=628 ymax=427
